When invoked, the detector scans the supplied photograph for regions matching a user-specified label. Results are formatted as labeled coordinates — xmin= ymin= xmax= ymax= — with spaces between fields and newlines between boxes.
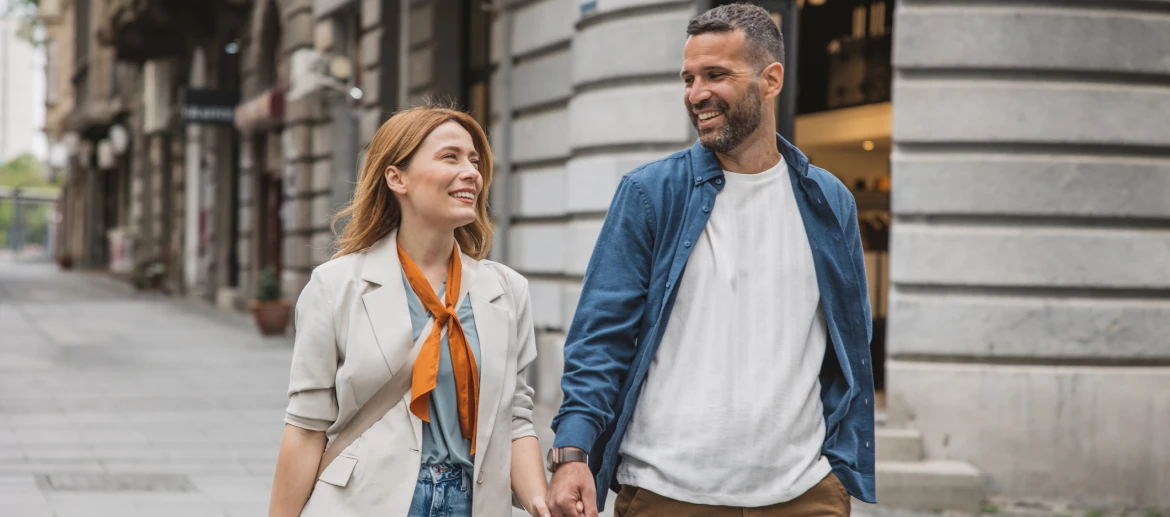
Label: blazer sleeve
xmin=506 ymin=268 xmax=538 ymax=442
xmin=284 ymin=269 xmax=340 ymax=432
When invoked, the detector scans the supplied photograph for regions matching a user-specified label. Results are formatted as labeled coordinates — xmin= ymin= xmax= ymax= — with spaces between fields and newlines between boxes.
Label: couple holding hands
xmin=268 ymin=4 xmax=875 ymax=517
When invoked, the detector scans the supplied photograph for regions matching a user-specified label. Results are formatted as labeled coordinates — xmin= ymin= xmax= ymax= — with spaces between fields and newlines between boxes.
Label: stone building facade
xmin=486 ymin=0 xmax=1170 ymax=510
xmin=49 ymin=0 xmax=1169 ymax=510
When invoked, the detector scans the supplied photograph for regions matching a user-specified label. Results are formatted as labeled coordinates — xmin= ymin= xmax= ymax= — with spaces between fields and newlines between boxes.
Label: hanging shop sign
xmin=182 ymin=88 xmax=241 ymax=126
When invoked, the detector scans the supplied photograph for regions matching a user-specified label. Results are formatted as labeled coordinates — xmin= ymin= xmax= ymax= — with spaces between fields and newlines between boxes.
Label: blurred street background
xmin=1 ymin=0 xmax=1168 ymax=515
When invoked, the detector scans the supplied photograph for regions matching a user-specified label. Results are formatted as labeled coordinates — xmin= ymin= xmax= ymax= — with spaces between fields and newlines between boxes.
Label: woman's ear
xmin=385 ymin=165 xmax=407 ymax=195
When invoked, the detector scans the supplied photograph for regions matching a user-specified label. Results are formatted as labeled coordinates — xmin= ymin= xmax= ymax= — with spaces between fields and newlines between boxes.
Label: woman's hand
xmin=512 ymin=437 xmax=552 ymax=517
xmin=528 ymin=495 xmax=552 ymax=517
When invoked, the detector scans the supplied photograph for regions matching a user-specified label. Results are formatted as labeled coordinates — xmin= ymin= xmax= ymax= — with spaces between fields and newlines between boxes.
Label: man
xmin=544 ymin=3 xmax=876 ymax=517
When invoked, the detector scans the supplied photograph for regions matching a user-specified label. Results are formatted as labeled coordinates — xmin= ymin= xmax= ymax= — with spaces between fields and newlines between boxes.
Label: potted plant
xmin=144 ymin=260 xmax=166 ymax=290
xmin=251 ymin=265 xmax=291 ymax=335
xmin=130 ymin=264 xmax=149 ymax=290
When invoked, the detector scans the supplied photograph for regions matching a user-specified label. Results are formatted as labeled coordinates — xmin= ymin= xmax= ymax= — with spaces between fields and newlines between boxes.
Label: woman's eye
xmin=443 ymin=154 xmax=457 ymax=160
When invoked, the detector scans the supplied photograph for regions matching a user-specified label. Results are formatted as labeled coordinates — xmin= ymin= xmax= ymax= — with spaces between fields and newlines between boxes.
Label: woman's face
xmin=386 ymin=121 xmax=484 ymax=231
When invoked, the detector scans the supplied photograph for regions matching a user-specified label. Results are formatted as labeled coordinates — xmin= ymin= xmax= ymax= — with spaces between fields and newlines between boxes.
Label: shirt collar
xmin=689 ymin=133 xmax=811 ymax=186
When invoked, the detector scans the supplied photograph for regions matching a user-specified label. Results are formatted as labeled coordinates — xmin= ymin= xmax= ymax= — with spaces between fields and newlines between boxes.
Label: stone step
xmin=875 ymin=427 xmax=924 ymax=462
xmin=876 ymin=460 xmax=983 ymax=514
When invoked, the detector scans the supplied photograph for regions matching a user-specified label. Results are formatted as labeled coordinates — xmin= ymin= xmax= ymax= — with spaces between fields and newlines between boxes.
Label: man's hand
xmin=546 ymin=460 xmax=597 ymax=517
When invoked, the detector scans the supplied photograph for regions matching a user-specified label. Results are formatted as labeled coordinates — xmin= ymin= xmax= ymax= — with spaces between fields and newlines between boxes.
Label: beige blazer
xmin=284 ymin=232 xmax=537 ymax=517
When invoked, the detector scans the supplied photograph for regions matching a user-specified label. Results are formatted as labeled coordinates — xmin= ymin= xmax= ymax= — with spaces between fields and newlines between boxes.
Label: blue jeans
xmin=407 ymin=463 xmax=473 ymax=517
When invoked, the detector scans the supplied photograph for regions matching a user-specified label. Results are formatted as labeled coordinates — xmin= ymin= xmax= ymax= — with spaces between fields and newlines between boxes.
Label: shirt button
xmin=684 ymin=241 xmax=691 ymax=248
xmin=864 ymin=398 xmax=869 ymax=407
xmin=695 ymin=176 xmax=701 ymax=182
xmin=815 ymin=198 xmax=822 ymax=204
xmin=477 ymin=472 xmax=484 ymax=483
xmin=715 ymin=179 xmax=723 ymax=185
xmin=666 ymin=281 xmax=672 ymax=289
xmin=865 ymin=441 xmax=870 ymax=449
xmin=861 ymin=359 xmax=866 ymax=366
xmin=702 ymin=206 xmax=709 ymax=213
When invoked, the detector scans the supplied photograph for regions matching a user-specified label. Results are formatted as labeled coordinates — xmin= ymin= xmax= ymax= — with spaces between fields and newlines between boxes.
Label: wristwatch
xmin=546 ymin=447 xmax=588 ymax=473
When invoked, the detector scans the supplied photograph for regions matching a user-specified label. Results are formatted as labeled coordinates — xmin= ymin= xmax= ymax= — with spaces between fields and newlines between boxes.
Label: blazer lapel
xmin=360 ymin=236 xmax=510 ymax=459
xmin=358 ymin=231 xmax=427 ymax=449
xmin=467 ymin=260 xmax=508 ymax=483
xmin=359 ymin=231 xmax=414 ymax=376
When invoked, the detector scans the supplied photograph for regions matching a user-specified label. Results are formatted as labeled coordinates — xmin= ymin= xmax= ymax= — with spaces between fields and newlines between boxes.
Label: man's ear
xmin=761 ymin=61 xmax=785 ymax=100
xmin=385 ymin=165 xmax=407 ymax=195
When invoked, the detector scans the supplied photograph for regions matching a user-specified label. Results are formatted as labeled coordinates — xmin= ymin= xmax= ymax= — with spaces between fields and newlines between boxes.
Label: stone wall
xmin=491 ymin=0 xmax=697 ymax=405
xmin=887 ymin=1 xmax=1170 ymax=507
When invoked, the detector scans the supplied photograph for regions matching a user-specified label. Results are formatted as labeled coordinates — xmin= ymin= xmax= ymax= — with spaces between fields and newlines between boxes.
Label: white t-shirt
xmin=616 ymin=157 xmax=832 ymax=506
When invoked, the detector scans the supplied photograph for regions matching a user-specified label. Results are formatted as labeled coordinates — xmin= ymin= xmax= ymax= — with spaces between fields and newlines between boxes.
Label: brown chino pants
xmin=614 ymin=473 xmax=852 ymax=517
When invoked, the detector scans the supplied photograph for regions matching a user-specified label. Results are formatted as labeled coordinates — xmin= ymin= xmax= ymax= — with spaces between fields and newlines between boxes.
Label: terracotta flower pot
xmin=251 ymin=300 xmax=292 ymax=336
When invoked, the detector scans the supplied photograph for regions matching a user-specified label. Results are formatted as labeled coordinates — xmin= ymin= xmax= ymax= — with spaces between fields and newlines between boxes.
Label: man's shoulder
xmin=621 ymin=147 xmax=693 ymax=188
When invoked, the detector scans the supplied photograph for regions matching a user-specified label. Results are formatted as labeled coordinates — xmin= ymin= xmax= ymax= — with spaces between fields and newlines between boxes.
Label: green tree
xmin=3 ymin=0 xmax=43 ymax=48
xmin=0 ymin=153 xmax=54 ymax=188
xmin=0 ymin=153 xmax=57 ymax=248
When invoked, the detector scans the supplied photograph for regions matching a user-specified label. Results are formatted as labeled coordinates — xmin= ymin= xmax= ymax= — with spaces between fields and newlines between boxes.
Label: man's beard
xmin=691 ymin=82 xmax=764 ymax=154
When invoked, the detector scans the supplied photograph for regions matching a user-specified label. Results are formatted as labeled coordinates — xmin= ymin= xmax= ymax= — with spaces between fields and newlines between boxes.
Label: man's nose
xmin=688 ymin=83 xmax=712 ymax=107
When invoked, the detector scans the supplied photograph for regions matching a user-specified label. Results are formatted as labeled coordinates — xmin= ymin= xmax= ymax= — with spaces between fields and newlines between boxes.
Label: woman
xmin=268 ymin=106 xmax=551 ymax=517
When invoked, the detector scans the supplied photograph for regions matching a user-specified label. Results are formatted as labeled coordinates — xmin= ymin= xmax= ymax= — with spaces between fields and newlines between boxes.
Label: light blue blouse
xmin=401 ymin=272 xmax=481 ymax=471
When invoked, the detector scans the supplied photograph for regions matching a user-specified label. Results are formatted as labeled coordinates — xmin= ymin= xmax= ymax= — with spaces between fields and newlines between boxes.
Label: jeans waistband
xmin=418 ymin=463 xmax=469 ymax=485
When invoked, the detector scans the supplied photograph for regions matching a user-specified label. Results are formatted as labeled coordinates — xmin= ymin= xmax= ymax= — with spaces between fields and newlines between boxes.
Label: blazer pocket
xmin=318 ymin=453 xmax=358 ymax=487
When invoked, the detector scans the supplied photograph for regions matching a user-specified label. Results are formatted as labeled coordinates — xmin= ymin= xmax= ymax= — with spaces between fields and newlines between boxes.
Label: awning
xmin=234 ymin=87 xmax=286 ymax=133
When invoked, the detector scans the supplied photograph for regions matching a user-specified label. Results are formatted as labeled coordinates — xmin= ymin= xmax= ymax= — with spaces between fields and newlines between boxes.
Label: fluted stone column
xmin=491 ymin=0 xmax=698 ymax=407
xmin=887 ymin=1 xmax=1170 ymax=507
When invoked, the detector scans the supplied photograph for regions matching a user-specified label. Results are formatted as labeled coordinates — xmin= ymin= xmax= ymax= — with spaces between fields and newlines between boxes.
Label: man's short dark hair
xmin=687 ymin=3 xmax=785 ymax=72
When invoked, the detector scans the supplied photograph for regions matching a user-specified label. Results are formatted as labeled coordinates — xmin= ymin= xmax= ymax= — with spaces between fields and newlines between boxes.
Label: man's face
xmin=681 ymin=30 xmax=767 ymax=154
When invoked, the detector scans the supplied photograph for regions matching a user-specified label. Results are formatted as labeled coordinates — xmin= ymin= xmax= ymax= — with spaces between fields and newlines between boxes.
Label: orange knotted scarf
xmin=397 ymin=242 xmax=479 ymax=453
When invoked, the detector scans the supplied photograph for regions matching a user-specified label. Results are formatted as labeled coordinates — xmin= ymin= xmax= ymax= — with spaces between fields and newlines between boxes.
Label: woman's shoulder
xmin=303 ymin=251 xmax=368 ymax=302
xmin=477 ymin=259 xmax=529 ymax=297
xmin=312 ymin=251 xmax=365 ymax=281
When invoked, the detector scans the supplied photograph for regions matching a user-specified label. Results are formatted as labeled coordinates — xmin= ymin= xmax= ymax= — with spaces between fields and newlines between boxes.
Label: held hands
xmin=527 ymin=495 xmax=552 ymax=517
xmin=546 ymin=462 xmax=597 ymax=517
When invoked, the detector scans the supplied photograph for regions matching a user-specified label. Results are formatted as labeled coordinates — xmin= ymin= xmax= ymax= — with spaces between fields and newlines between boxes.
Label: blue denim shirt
xmin=552 ymin=135 xmax=877 ymax=506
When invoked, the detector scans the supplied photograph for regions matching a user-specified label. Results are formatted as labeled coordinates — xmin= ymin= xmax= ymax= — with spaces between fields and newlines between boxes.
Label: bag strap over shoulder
xmin=317 ymin=262 xmax=514 ymax=477
xmin=316 ymin=319 xmax=433 ymax=477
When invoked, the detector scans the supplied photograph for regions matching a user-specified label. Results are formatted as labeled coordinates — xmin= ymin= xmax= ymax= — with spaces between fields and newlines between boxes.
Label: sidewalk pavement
xmin=2 ymin=262 xmax=926 ymax=517
xmin=0 ymin=263 xmax=577 ymax=516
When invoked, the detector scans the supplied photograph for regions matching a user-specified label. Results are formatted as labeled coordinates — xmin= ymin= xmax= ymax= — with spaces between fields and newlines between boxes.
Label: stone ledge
xmin=892 ymin=80 xmax=1170 ymax=147
xmin=888 ymin=289 xmax=1170 ymax=360
xmin=890 ymin=223 xmax=1170 ymax=289
xmin=895 ymin=6 xmax=1170 ymax=76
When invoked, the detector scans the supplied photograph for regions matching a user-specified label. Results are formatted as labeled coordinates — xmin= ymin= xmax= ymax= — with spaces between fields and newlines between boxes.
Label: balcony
xmin=97 ymin=0 xmax=246 ymax=62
